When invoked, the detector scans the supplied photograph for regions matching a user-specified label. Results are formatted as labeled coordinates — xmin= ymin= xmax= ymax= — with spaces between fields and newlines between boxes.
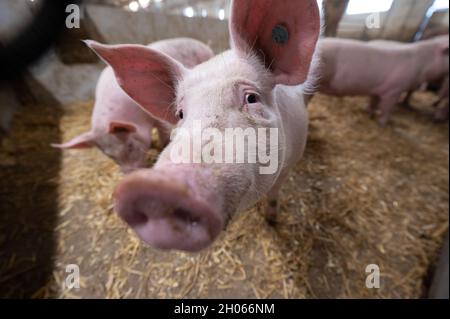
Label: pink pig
xmin=53 ymin=38 xmax=214 ymax=173
xmin=85 ymin=0 xmax=321 ymax=252
xmin=317 ymin=36 xmax=449 ymax=125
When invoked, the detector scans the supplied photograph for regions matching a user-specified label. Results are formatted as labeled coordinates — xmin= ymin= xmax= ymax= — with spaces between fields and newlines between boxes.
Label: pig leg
xmin=266 ymin=190 xmax=279 ymax=226
xmin=432 ymin=96 xmax=446 ymax=108
xmin=433 ymin=98 xmax=442 ymax=108
xmin=401 ymin=91 xmax=414 ymax=109
xmin=434 ymin=101 xmax=449 ymax=123
xmin=368 ymin=96 xmax=379 ymax=118
xmin=265 ymin=172 xmax=289 ymax=226
xmin=377 ymin=92 xmax=402 ymax=126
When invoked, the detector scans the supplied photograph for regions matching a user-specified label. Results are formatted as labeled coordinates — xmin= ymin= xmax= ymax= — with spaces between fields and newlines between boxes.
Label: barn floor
xmin=0 ymin=92 xmax=448 ymax=299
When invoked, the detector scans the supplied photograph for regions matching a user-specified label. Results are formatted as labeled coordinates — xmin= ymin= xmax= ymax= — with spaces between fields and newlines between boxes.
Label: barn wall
xmin=4 ymin=1 xmax=448 ymax=109
xmin=382 ymin=0 xmax=434 ymax=41
xmin=25 ymin=4 xmax=230 ymax=107
xmin=337 ymin=0 xmax=439 ymax=42
xmin=28 ymin=51 xmax=104 ymax=106
xmin=338 ymin=12 xmax=390 ymax=40
xmin=422 ymin=10 xmax=450 ymax=39
xmin=86 ymin=4 xmax=229 ymax=53
xmin=0 ymin=1 xmax=35 ymax=42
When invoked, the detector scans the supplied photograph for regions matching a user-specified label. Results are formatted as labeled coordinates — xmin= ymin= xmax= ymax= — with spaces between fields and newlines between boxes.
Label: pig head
xmin=86 ymin=0 xmax=320 ymax=252
xmin=53 ymin=39 xmax=214 ymax=173
xmin=53 ymin=67 xmax=159 ymax=173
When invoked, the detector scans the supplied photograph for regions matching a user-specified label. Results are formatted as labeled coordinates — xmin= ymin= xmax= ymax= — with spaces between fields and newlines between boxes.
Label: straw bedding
xmin=0 ymin=91 xmax=448 ymax=298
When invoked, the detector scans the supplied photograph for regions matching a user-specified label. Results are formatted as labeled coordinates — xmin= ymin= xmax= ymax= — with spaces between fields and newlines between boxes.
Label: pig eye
xmin=245 ymin=93 xmax=259 ymax=104
xmin=176 ymin=110 xmax=184 ymax=120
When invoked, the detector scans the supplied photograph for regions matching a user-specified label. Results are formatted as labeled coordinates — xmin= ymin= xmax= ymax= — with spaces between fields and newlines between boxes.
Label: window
xmin=346 ymin=0 xmax=394 ymax=15
xmin=317 ymin=0 xmax=323 ymax=13
xmin=431 ymin=0 xmax=450 ymax=11
xmin=183 ymin=6 xmax=194 ymax=18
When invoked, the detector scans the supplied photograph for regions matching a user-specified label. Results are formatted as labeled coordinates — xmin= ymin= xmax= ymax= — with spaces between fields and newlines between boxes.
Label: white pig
xmin=53 ymin=38 xmax=214 ymax=173
xmin=317 ymin=36 xmax=449 ymax=125
xmin=85 ymin=0 xmax=321 ymax=252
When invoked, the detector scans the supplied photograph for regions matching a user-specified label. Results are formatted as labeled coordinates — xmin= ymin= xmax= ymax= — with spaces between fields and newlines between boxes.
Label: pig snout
xmin=114 ymin=168 xmax=224 ymax=252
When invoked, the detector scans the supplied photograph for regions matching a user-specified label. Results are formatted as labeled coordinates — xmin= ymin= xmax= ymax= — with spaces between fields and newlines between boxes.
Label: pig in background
xmin=53 ymin=38 xmax=215 ymax=173
xmin=312 ymin=35 xmax=449 ymax=126
xmin=417 ymin=28 xmax=449 ymax=93
xmin=86 ymin=0 xmax=321 ymax=252
xmin=403 ymin=33 xmax=449 ymax=122
xmin=433 ymin=75 xmax=449 ymax=122
xmin=370 ymin=36 xmax=449 ymax=120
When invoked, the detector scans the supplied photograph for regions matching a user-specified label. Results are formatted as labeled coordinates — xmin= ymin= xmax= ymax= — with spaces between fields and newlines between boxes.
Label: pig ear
xmin=51 ymin=132 xmax=96 ymax=149
xmin=109 ymin=121 xmax=137 ymax=134
xmin=85 ymin=40 xmax=187 ymax=125
xmin=229 ymin=0 xmax=321 ymax=86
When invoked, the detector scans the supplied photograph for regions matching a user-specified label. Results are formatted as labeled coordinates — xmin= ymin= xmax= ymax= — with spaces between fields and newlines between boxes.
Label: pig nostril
xmin=126 ymin=211 xmax=148 ymax=226
xmin=173 ymin=208 xmax=199 ymax=225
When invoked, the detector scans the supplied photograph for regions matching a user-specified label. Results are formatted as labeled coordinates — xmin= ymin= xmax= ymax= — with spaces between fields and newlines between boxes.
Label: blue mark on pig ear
xmin=272 ymin=25 xmax=289 ymax=44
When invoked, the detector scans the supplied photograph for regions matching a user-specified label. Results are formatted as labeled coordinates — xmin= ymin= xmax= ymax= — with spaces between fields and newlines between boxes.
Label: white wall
xmin=86 ymin=5 xmax=230 ymax=53
xmin=27 ymin=4 xmax=230 ymax=107
xmin=337 ymin=0 xmax=440 ymax=41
